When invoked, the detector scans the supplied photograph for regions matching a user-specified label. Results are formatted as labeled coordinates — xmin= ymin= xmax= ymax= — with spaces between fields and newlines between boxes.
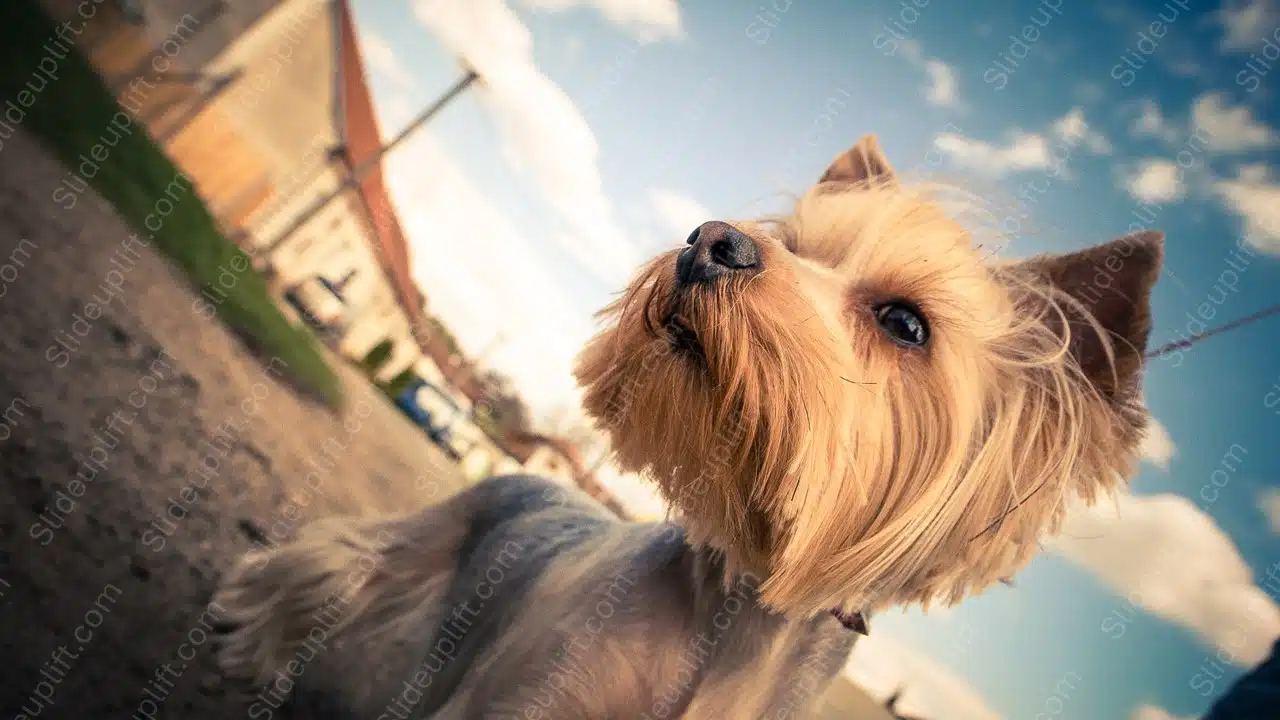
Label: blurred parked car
xmin=395 ymin=379 xmax=471 ymax=460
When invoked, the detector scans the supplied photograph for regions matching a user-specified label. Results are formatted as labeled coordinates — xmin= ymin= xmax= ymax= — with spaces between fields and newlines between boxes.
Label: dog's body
xmin=217 ymin=474 xmax=853 ymax=719
xmin=214 ymin=135 xmax=1164 ymax=718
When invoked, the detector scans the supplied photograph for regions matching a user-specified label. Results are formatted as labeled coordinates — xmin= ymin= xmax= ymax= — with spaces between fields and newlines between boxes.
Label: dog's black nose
xmin=677 ymin=221 xmax=760 ymax=285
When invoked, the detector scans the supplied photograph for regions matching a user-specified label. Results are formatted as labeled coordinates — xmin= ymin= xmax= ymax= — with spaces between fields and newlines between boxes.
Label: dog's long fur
xmin=213 ymin=136 xmax=1163 ymax=718
xmin=216 ymin=475 xmax=855 ymax=718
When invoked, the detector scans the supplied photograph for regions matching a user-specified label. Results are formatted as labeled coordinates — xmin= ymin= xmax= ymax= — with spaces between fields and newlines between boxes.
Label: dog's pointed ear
xmin=820 ymin=135 xmax=896 ymax=186
xmin=1012 ymin=230 xmax=1164 ymax=405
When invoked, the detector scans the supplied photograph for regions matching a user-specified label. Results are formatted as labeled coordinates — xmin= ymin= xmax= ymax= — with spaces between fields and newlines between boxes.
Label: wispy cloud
xmin=1138 ymin=417 xmax=1177 ymax=470
xmin=1212 ymin=164 xmax=1280 ymax=255
xmin=412 ymin=0 xmax=684 ymax=288
xmin=516 ymin=0 xmax=682 ymax=41
xmin=933 ymin=131 xmax=1057 ymax=176
xmin=1053 ymin=108 xmax=1112 ymax=154
xmin=1124 ymin=94 xmax=1279 ymax=248
xmin=1127 ymin=93 xmax=1275 ymax=154
xmin=1130 ymin=98 xmax=1180 ymax=144
xmin=1209 ymin=0 xmax=1280 ymax=51
xmin=1050 ymin=490 xmax=1280 ymax=666
xmin=1191 ymin=92 xmax=1277 ymax=153
xmin=1122 ymin=160 xmax=1187 ymax=204
xmin=922 ymin=59 xmax=959 ymax=107
xmin=932 ymin=107 xmax=1110 ymax=176
xmin=1258 ymin=487 xmax=1280 ymax=534
xmin=898 ymin=39 xmax=961 ymax=108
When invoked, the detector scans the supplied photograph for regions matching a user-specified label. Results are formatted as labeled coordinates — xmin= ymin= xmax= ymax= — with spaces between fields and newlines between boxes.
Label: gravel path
xmin=0 ymin=128 xmax=465 ymax=719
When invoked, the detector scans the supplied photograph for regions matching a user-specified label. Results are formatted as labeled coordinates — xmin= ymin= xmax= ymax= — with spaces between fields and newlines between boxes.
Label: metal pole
xmin=256 ymin=68 xmax=481 ymax=257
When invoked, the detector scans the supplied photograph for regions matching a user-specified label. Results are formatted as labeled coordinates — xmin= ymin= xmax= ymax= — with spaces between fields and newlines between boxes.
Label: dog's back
xmin=375 ymin=473 xmax=655 ymax=718
xmin=215 ymin=475 xmax=852 ymax=718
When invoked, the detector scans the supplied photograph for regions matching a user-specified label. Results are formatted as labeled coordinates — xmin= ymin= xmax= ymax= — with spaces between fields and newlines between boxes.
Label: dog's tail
xmin=212 ymin=491 xmax=476 ymax=690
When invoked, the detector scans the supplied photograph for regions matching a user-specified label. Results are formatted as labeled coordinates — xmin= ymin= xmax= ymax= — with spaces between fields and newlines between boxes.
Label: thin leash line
xmin=1143 ymin=304 xmax=1280 ymax=359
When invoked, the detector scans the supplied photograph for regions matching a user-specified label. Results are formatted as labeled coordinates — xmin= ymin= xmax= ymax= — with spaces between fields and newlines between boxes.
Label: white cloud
xmin=844 ymin=633 xmax=1000 ymax=720
xmin=898 ymin=39 xmax=961 ymax=108
xmin=1130 ymin=704 xmax=1195 ymax=720
xmin=923 ymin=59 xmax=959 ymax=107
xmin=1049 ymin=491 xmax=1280 ymax=667
xmin=515 ymin=0 xmax=682 ymax=41
xmin=412 ymin=0 xmax=680 ymax=288
xmin=1259 ymin=487 xmax=1280 ymax=534
xmin=1138 ymin=417 xmax=1177 ymax=469
xmin=933 ymin=131 xmax=1053 ymax=175
xmin=1128 ymin=97 xmax=1280 ymax=235
xmin=384 ymin=130 xmax=597 ymax=416
xmin=1211 ymin=0 xmax=1280 ymax=51
xmin=1212 ymin=164 xmax=1280 ymax=255
xmin=1131 ymin=94 xmax=1276 ymax=155
xmin=1191 ymin=92 xmax=1278 ymax=153
xmin=648 ymin=189 xmax=712 ymax=238
xmin=1124 ymin=160 xmax=1186 ymax=204
xmin=1131 ymin=99 xmax=1180 ymax=144
xmin=933 ymin=108 xmax=1109 ymax=176
xmin=1053 ymin=107 xmax=1112 ymax=154
xmin=359 ymin=29 xmax=418 ymax=89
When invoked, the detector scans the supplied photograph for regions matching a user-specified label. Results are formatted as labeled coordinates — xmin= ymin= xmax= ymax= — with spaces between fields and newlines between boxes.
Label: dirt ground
xmin=0 ymin=129 xmax=466 ymax=719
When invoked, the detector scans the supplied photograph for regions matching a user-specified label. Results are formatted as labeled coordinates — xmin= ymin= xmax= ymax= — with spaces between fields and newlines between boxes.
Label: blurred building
xmin=39 ymin=0 xmax=289 ymax=227
xmin=40 ymin=0 xmax=437 ymax=383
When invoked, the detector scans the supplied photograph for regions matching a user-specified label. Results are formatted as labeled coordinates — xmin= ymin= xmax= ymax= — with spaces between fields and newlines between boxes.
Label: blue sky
xmin=350 ymin=0 xmax=1280 ymax=717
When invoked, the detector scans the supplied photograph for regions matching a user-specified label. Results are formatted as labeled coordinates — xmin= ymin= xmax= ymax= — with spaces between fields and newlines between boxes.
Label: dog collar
xmin=829 ymin=608 xmax=869 ymax=634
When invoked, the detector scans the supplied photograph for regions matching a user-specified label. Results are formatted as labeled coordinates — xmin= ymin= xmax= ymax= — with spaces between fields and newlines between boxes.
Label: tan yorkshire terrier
xmin=212 ymin=136 xmax=1163 ymax=719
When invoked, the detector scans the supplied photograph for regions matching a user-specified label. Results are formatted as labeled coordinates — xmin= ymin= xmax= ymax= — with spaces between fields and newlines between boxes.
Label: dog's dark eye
xmin=875 ymin=302 xmax=929 ymax=347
